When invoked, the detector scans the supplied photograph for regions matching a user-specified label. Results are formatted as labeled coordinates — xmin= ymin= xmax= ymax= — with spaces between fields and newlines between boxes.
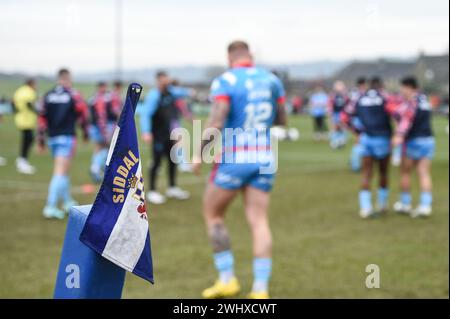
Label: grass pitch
xmin=0 ymin=113 xmax=448 ymax=298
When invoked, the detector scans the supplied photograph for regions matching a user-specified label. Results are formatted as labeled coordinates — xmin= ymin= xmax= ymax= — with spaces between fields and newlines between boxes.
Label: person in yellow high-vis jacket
xmin=12 ymin=78 xmax=38 ymax=174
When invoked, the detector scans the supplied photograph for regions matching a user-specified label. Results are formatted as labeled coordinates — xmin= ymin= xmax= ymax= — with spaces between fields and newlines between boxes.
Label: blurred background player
xmin=38 ymin=68 xmax=89 ymax=219
xmin=309 ymin=84 xmax=328 ymax=141
xmin=192 ymin=41 xmax=287 ymax=299
xmin=171 ymin=78 xmax=194 ymax=173
xmin=140 ymin=71 xmax=194 ymax=205
xmin=328 ymin=80 xmax=349 ymax=149
xmin=392 ymin=76 xmax=435 ymax=218
xmin=110 ymin=80 xmax=124 ymax=116
xmin=88 ymin=81 xmax=117 ymax=183
xmin=343 ymin=77 xmax=392 ymax=218
xmin=291 ymin=95 xmax=304 ymax=114
xmin=347 ymin=77 xmax=368 ymax=172
xmin=12 ymin=78 xmax=38 ymax=174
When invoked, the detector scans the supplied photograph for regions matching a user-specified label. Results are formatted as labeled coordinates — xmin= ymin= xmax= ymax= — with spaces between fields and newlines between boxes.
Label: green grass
xmin=0 ymin=79 xmax=100 ymax=100
xmin=0 ymin=114 xmax=448 ymax=298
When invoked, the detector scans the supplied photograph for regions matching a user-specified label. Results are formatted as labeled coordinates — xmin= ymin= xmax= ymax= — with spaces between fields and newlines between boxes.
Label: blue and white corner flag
xmin=80 ymin=83 xmax=153 ymax=283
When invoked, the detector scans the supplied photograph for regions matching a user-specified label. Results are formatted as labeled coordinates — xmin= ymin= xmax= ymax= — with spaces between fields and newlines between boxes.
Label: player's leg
xmin=330 ymin=118 xmax=338 ymax=149
xmin=350 ymin=136 xmax=363 ymax=172
xmin=90 ymin=142 xmax=108 ymax=183
xmin=338 ymin=123 xmax=348 ymax=146
xmin=89 ymin=126 xmax=108 ymax=183
xmin=243 ymin=186 xmax=272 ymax=299
xmin=330 ymin=113 xmax=343 ymax=149
xmin=321 ymin=115 xmax=329 ymax=140
xmin=317 ymin=116 xmax=324 ymax=140
xmin=44 ymin=156 xmax=72 ymax=219
xmin=165 ymin=140 xmax=190 ymax=200
xmin=147 ymin=142 xmax=165 ymax=204
xmin=202 ymin=183 xmax=240 ymax=298
xmin=359 ymin=156 xmax=374 ymax=218
xmin=44 ymin=136 xmax=76 ymax=219
xmin=312 ymin=116 xmax=321 ymax=141
xmin=394 ymin=156 xmax=415 ymax=214
xmin=376 ymin=156 xmax=390 ymax=213
xmin=17 ymin=129 xmax=36 ymax=174
xmin=412 ymin=158 xmax=433 ymax=217
xmin=59 ymin=137 xmax=77 ymax=212
xmin=20 ymin=129 xmax=34 ymax=160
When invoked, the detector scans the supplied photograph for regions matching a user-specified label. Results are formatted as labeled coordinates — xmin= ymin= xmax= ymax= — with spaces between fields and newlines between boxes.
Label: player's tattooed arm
xmin=274 ymin=101 xmax=287 ymax=126
xmin=199 ymin=100 xmax=230 ymax=154
xmin=209 ymin=223 xmax=231 ymax=252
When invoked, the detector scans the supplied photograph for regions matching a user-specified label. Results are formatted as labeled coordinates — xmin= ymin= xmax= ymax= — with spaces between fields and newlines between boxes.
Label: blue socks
xmin=60 ymin=175 xmax=71 ymax=203
xmin=214 ymin=250 xmax=234 ymax=283
xmin=400 ymin=192 xmax=432 ymax=207
xmin=213 ymin=252 xmax=273 ymax=292
xmin=360 ymin=189 xmax=389 ymax=211
xmin=359 ymin=190 xmax=372 ymax=211
xmin=420 ymin=192 xmax=433 ymax=207
xmin=377 ymin=188 xmax=389 ymax=208
xmin=252 ymin=258 xmax=272 ymax=293
xmin=400 ymin=192 xmax=412 ymax=205
xmin=47 ymin=174 xmax=71 ymax=207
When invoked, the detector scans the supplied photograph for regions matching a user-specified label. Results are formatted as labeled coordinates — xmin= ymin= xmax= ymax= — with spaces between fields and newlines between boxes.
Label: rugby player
xmin=343 ymin=77 xmax=392 ymax=218
xmin=171 ymin=79 xmax=194 ymax=173
xmin=309 ymin=85 xmax=328 ymax=141
xmin=12 ymin=78 xmax=38 ymax=174
xmin=192 ymin=41 xmax=287 ymax=299
xmin=140 ymin=71 xmax=194 ymax=205
xmin=328 ymin=81 xmax=349 ymax=149
xmin=347 ymin=77 xmax=368 ymax=172
xmin=110 ymin=80 xmax=124 ymax=117
xmin=88 ymin=81 xmax=116 ymax=183
xmin=38 ymin=68 xmax=89 ymax=219
xmin=392 ymin=76 xmax=435 ymax=217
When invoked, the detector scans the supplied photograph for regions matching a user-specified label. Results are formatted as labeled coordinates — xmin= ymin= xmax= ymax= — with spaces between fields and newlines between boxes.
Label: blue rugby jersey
xmin=209 ymin=63 xmax=285 ymax=154
xmin=394 ymin=93 xmax=433 ymax=139
xmin=329 ymin=92 xmax=349 ymax=113
xmin=408 ymin=94 xmax=433 ymax=139
xmin=38 ymin=85 xmax=88 ymax=143
xmin=354 ymin=89 xmax=392 ymax=137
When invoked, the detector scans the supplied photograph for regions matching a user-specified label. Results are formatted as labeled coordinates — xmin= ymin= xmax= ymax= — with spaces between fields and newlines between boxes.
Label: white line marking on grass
xmin=0 ymin=192 xmax=47 ymax=202
xmin=0 ymin=180 xmax=89 ymax=203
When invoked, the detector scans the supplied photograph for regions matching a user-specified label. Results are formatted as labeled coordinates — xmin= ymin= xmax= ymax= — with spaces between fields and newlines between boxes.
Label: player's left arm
xmin=170 ymin=86 xmax=196 ymax=99
xmin=391 ymin=97 xmax=417 ymax=146
xmin=273 ymin=77 xmax=287 ymax=126
xmin=274 ymin=97 xmax=287 ymax=126
xmin=139 ymin=90 xmax=159 ymax=144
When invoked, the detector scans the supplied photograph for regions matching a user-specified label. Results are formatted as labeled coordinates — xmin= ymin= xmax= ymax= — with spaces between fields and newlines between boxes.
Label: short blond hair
xmin=227 ymin=41 xmax=250 ymax=54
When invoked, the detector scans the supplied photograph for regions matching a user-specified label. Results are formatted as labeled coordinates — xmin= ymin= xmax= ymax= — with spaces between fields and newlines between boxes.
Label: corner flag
xmin=80 ymin=83 xmax=153 ymax=283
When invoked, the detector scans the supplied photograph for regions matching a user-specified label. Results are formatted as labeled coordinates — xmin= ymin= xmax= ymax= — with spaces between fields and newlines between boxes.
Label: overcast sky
xmin=0 ymin=0 xmax=448 ymax=74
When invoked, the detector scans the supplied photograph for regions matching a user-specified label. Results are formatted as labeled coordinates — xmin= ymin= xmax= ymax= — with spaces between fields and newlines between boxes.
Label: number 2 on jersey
xmin=243 ymin=102 xmax=272 ymax=129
